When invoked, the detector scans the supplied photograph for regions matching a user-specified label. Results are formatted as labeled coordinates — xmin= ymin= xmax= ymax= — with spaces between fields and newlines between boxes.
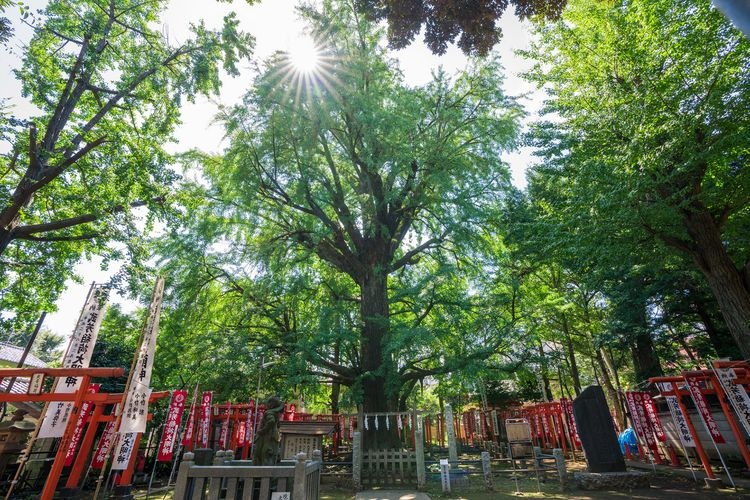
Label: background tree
xmin=153 ymin=0 xmax=522 ymax=447
xmin=0 ymin=0 xmax=253 ymax=331
xmin=356 ymin=0 xmax=566 ymax=55
xmin=523 ymin=0 xmax=750 ymax=358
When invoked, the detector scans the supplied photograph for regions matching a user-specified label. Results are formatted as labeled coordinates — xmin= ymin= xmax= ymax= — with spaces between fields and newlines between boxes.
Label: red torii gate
xmin=0 ymin=367 xmax=168 ymax=499
xmin=650 ymin=361 xmax=750 ymax=479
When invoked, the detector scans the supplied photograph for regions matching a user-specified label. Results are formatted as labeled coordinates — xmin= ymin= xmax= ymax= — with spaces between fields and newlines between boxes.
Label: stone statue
xmin=252 ymin=396 xmax=284 ymax=465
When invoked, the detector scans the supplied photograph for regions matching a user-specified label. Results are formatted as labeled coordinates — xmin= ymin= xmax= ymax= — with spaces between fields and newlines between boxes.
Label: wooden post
xmin=352 ymin=431 xmax=362 ymax=491
xmin=445 ymin=404 xmax=458 ymax=466
xmin=173 ymin=451 xmax=195 ymax=500
xmin=481 ymin=451 xmax=493 ymax=491
xmin=669 ymin=385 xmax=716 ymax=479
xmin=415 ymin=428 xmax=425 ymax=490
xmin=292 ymin=452 xmax=308 ymax=499
xmin=553 ymin=448 xmax=567 ymax=491
xmin=65 ymin=403 xmax=105 ymax=488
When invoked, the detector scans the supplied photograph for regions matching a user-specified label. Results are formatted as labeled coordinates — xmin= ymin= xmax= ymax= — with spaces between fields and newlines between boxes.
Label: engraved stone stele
xmin=572 ymin=386 xmax=626 ymax=473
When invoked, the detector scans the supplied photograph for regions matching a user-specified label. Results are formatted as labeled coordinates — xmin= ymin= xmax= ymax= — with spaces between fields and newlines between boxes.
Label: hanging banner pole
xmin=167 ymin=382 xmax=199 ymax=487
xmin=684 ymin=374 xmax=735 ymax=488
xmin=656 ymin=382 xmax=697 ymax=482
xmin=93 ymin=277 xmax=164 ymax=499
xmin=5 ymin=283 xmax=104 ymax=500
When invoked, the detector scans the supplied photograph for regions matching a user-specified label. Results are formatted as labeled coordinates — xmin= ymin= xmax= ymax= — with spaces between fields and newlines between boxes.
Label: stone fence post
xmin=292 ymin=452 xmax=308 ymax=499
xmin=445 ymin=404 xmax=458 ymax=466
xmin=352 ymin=431 xmax=362 ymax=491
xmin=553 ymin=448 xmax=568 ymax=490
xmin=481 ymin=451 xmax=493 ymax=491
xmin=172 ymin=451 xmax=195 ymax=500
xmin=415 ymin=428 xmax=425 ymax=490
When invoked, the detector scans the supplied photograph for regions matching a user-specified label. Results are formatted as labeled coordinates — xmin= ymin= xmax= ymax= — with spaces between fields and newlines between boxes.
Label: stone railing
xmin=173 ymin=450 xmax=321 ymax=500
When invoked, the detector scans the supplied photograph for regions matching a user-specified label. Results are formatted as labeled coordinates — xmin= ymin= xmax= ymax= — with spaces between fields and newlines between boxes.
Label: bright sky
xmin=1 ymin=0 xmax=542 ymax=339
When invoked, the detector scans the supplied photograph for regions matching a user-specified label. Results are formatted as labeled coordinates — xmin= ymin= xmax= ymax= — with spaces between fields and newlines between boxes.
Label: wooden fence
xmin=361 ymin=449 xmax=417 ymax=487
xmin=173 ymin=451 xmax=321 ymax=500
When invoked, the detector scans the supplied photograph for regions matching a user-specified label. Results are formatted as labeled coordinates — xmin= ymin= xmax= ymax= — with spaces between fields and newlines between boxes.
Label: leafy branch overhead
xmin=0 ymin=0 xmax=253 ymax=328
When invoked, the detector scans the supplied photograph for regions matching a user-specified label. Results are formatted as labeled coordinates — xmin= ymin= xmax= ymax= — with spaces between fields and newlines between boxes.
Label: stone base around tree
xmin=574 ymin=471 xmax=651 ymax=490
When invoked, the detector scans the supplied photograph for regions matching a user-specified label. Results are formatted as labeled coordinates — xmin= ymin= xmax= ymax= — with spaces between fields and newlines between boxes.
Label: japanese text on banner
xmin=38 ymin=285 xmax=108 ymax=438
xmin=120 ymin=278 xmax=164 ymax=434
xmin=158 ymin=390 xmax=187 ymax=462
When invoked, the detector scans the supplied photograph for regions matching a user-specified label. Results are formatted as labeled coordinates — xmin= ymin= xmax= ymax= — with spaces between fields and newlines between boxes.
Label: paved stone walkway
xmin=355 ymin=490 xmax=432 ymax=500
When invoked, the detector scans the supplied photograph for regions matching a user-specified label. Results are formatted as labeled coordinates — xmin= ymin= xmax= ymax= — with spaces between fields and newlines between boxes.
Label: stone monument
xmin=572 ymin=386 xmax=649 ymax=490
xmin=253 ymin=396 xmax=284 ymax=466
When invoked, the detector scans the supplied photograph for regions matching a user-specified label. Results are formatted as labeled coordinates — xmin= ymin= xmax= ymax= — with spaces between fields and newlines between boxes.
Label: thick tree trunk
xmin=630 ymin=330 xmax=663 ymax=383
xmin=359 ymin=265 xmax=399 ymax=449
xmin=683 ymin=209 xmax=750 ymax=359
xmin=561 ymin=315 xmax=582 ymax=396
xmin=694 ymin=299 xmax=738 ymax=358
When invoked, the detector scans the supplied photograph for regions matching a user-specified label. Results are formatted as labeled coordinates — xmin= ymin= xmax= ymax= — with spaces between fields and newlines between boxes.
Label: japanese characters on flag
xmin=237 ymin=421 xmax=247 ymax=447
xmin=157 ymin=390 xmax=187 ymax=462
xmin=684 ymin=375 xmax=726 ymax=444
xmin=219 ymin=402 xmax=231 ymax=449
xmin=714 ymin=367 xmax=750 ymax=437
xmin=92 ymin=418 xmax=118 ymax=469
xmin=642 ymin=393 xmax=667 ymax=442
xmin=39 ymin=285 xmax=108 ymax=438
xmin=111 ymin=432 xmax=137 ymax=470
xmin=561 ymin=398 xmax=581 ymax=446
xmin=64 ymin=384 xmax=101 ymax=466
xmin=198 ymin=391 xmax=213 ymax=448
xmin=656 ymin=382 xmax=695 ymax=448
xmin=182 ymin=388 xmax=199 ymax=447
xmin=625 ymin=391 xmax=655 ymax=450
xmin=120 ymin=278 xmax=164 ymax=433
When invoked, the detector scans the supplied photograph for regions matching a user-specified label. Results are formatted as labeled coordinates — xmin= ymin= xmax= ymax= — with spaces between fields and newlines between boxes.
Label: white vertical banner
xmin=120 ymin=277 xmax=165 ymax=434
xmin=657 ymin=382 xmax=695 ymax=448
xmin=714 ymin=366 xmax=750 ymax=437
xmin=111 ymin=432 xmax=137 ymax=470
xmin=38 ymin=285 xmax=108 ymax=438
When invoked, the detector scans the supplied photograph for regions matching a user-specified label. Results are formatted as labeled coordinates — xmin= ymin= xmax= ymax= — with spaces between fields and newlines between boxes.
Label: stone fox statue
xmin=253 ymin=396 xmax=284 ymax=465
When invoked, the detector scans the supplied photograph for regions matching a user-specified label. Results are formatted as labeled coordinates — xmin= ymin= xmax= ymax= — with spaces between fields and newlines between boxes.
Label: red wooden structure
xmin=0 ymin=367 xmax=168 ymax=499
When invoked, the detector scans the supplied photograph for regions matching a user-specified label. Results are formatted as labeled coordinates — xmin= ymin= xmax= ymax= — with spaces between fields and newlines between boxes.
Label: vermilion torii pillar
xmin=0 ymin=367 xmax=123 ymax=500
xmin=64 ymin=390 xmax=169 ymax=491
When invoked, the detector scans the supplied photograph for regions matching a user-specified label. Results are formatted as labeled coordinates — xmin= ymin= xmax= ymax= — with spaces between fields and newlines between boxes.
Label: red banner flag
xmin=219 ymin=402 xmax=231 ymax=450
xmin=64 ymin=384 xmax=100 ymax=466
xmin=685 ymin=375 xmax=726 ymax=444
xmin=182 ymin=391 xmax=198 ymax=447
xmin=198 ymin=391 xmax=213 ymax=448
xmin=158 ymin=390 xmax=187 ymax=462
xmin=642 ymin=393 xmax=667 ymax=442
xmin=91 ymin=419 xmax=116 ymax=469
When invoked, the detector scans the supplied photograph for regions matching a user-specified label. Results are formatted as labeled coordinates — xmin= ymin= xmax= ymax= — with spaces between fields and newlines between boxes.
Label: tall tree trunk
xmin=359 ymin=265 xmax=398 ymax=449
xmin=537 ymin=341 xmax=552 ymax=401
xmin=561 ymin=314 xmax=582 ymax=395
xmin=330 ymin=341 xmax=341 ymax=415
xmin=682 ymin=208 xmax=750 ymax=359
xmin=595 ymin=349 xmax=625 ymax=431
xmin=693 ymin=298 xmax=739 ymax=358
xmin=630 ymin=330 xmax=663 ymax=383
